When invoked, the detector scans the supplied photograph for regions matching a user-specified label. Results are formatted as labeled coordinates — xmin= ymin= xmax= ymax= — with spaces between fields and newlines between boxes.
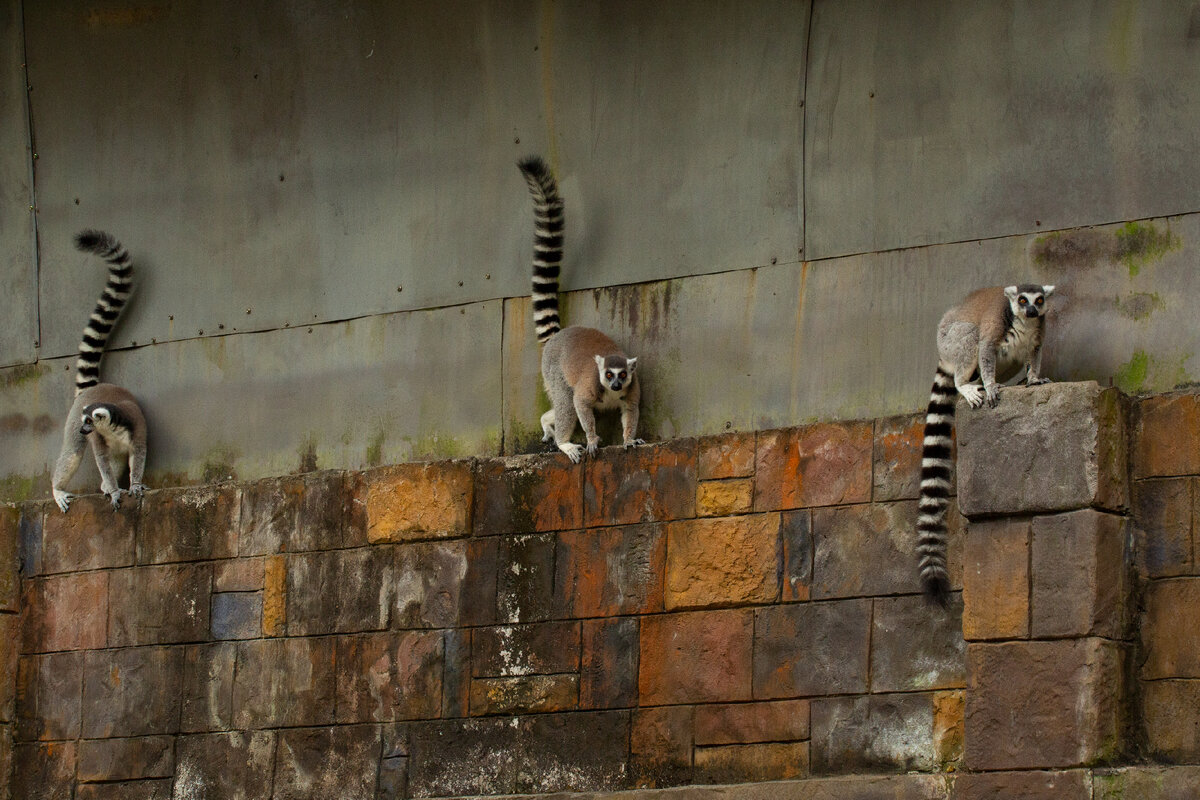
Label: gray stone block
xmin=174 ymin=731 xmax=276 ymax=799
xmin=810 ymin=694 xmax=937 ymax=774
xmin=82 ymin=647 xmax=182 ymax=739
xmin=210 ymin=592 xmax=262 ymax=640
xmin=273 ymin=726 xmax=380 ymax=800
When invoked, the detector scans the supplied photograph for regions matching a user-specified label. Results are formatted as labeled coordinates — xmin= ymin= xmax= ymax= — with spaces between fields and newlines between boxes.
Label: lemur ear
xmin=1042 ymin=285 xmax=1055 ymax=296
xmin=594 ymin=355 xmax=605 ymax=368
xmin=1003 ymin=286 xmax=1019 ymax=301
xmin=626 ymin=357 xmax=637 ymax=371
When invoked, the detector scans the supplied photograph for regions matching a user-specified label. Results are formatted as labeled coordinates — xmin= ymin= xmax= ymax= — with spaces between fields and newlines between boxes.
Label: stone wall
xmin=3 ymin=382 xmax=1200 ymax=799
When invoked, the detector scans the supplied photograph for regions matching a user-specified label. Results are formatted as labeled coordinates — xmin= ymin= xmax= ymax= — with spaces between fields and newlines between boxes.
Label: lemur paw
xmin=623 ymin=438 xmax=646 ymax=449
xmin=107 ymin=489 xmax=124 ymax=510
xmin=985 ymin=388 xmax=1000 ymax=408
xmin=1027 ymin=377 xmax=1051 ymax=386
xmin=586 ymin=441 xmax=600 ymax=458
xmin=52 ymin=489 xmax=74 ymax=513
xmin=558 ymin=443 xmax=585 ymax=463
xmin=129 ymin=483 xmax=147 ymax=498
xmin=959 ymin=385 xmax=986 ymax=408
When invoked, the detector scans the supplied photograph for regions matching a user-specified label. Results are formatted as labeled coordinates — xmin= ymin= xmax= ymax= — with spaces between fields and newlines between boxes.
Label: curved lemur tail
xmin=518 ymin=156 xmax=563 ymax=343
xmin=917 ymin=365 xmax=956 ymax=607
xmin=73 ymin=230 xmax=134 ymax=396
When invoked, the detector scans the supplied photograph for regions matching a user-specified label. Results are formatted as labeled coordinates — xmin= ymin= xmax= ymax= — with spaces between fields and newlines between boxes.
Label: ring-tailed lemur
xmin=518 ymin=155 xmax=645 ymax=463
xmin=51 ymin=231 xmax=148 ymax=512
xmin=918 ymin=284 xmax=1055 ymax=606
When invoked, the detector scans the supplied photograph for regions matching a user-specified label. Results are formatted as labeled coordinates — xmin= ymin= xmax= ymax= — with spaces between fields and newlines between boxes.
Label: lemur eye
xmin=1018 ymin=296 xmax=1028 ymax=305
xmin=605 ymin=371 xmax=614 ymax=380
xmin=1035 ymin=296 xmax=1043 ymax=305
xmin=619 ymin=372 xmax=627 ymax=380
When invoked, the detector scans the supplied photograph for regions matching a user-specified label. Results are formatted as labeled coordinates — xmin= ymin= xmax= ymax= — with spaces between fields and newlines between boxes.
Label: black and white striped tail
xmin=517 ymin=156 xmax=563 ymax=343
xmin=917 ymin=366 xmax=956 ymax=607
xmin=73 ymin=230 xmax=133 ymax=396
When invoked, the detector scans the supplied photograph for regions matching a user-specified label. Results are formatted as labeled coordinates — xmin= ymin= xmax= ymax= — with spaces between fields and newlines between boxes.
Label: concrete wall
xmin=2 ymin=1 xmax=1200 ymax=498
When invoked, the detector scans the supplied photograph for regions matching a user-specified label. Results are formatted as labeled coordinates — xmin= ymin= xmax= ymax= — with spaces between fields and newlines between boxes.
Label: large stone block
xmin=1134 ymin=391 xmax=1200 ymax=479
xmin=873 ymin=413 xmax=931 ymax=503
xmin=696 ymin=479 xmax=754 ymax=517
xmin=812 ymin=502 xmax=923 ymax=599
xmin=694 ymin=742 xmax=809 ymax=784
xmin=441 ymin=628 xmax=471 ymax=719
xmin=473 ymin=455 xmax=582 ymax=535
xmin=365 ymin=461 xmax=473 ymax=543
xmin=1133 ymin=477 xmax=1193 ymax=578
xmin=581 ymin=617 xmax=639 ymax=710
xmin=1095 ymin=766 xmax=1200 ymax=799
xmin=631 ymin=705 xmax=694 ymax=788
xmin=77 ymin=736 xmax=174 ymax=782
xmin=285 ymin=547 xmax=391 ymax=635
xmin=957 ymin=382 xmax=1127 ymax=516
xmin=872 ymin=595 xmax=966 ymax=693
xmin=472 ymin=621 xmax=580 ymax=677
xmin=694 ymin=699 xmax=809 ymax=746
xmin=0 ymin=614 xmax=15 ymax=723
xmin=1031 ymin=510 xmax=1129 ymax=639
xmin=335 ymin=631 xmax=443 ymax=723
xmin=954 ymin=770 xmax=1091 ymax=800
xmin=754 ymin=421 xmax=873 ymax=511
xmin=497 ymin=533 xmax=555 ymax=623
xmin=1141 ymin=679 xmax=1200 ymax=763
xmin=470 ymin=674 xmax=579 ymax=715
xmin=41 ymin=495 xmax=135 ymax=573
xmin=179 ymin=643 xmax=235 ymax=733
xmin=11 ymin=741 xmax=76 ymax=800
xmin=753 ymin=600 xmax=871 ymax=699
xmin=240 ymin=471 xmax=364 ymax=555
xmin=698 ymin=433 xmax=757 ymax=480
xmin=394 ymin=538 xmax=495 ymax=629
xmin=966 ymin=639 xmax=1126 ymax=769
xmin=82 ymin=647 xmax=182 ymax=739
xmin=16 ymin=652 xmax=81 ymax=741
xmin=108 ymin=564 xmax=211 ymax=646
xmin=232 ymin=637 xmax=336 ymax=728
xmin=811 ymin=693 xmax=939 ymax=774
xmin=781 ymin=509 xmax=813 ymax=602
xmin=210 ymin=592 xmax=262 ymax=640
xmin=556 ymin=524 xmax=665 ymax=618
xmin=584 ymin=438 xmax=697 ymax=527
xmin=212 ymin=557 xmax=264 ymax=592
xmin=640 ymin=609 xmax=753 ymax=705
xmin=962 ymin=517 xmax=1029 ymax=642
xmin=21 ymin=571 xmax=107 ymax=652
xmin=173 ymin=731 xmax=276 ymax=800
xmin=273 ymin=726 xmax=381 ymax=800
xmin=75 ymin=779 xmax=174 ymax=800
xmin=136 ymin=485 xmax=238 ymax=564
xmin=1142 ymin=577 xmax=1200 ymax=679
xmin=514 ymin=711 xmax=631 ymax=794
xmin=665 ymin=514 xmax=780 ymax=609
xmin=0 ymin=506 xmax=18 ymax=611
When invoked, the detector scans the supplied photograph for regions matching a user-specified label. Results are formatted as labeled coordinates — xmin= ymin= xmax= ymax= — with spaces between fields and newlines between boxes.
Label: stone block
xmin=82 ymin=647 xmax=182 ymax=738
xmin=1095 ymin=766 xmax=1200 ymax=799
xmin=472 ymin=621 xmax=580 ymax=677
xmin=213 ymin=557 xmax=264 ymax=592
xmin=16 ymin=652 xmax=81 ymax=741
xmin=1133 ymin=478 xmax=1193 ymax=578
xmin=639 ymin=609 xmax=753 ymax=704
xmin=18 ymin=506 xmax=43 ymax=579
xmin=515 ymin=711 xmax=630 ymax=794
xmin=873 ymin=413 xmax=931 ymax=503
xmin=75 ymin=780 xmax=174 ymax=800
xmin=497 ymin=533 xmax=555 ymax=623
xmin=584 ymin=438 xmax=697 ymax=527
xmin=695 ymin=742 xmax=808 ymax=784
xmin=173 ymin=731 xmax=276 ymax=800
xmin=1142 ymin=578 xmax=1200 ymax=679
xmin=210 ymin=592 xmax=262 ymax=640
xmin=473 ymin=455 xmax=582 ymax=535
xmin=11 ymin=741 xmax=76 ymax=800
xmin=556 ymin=524 xmax=665 ymax=618
xmin=136 ymin=485 xmax=238 ymax=564
xmin=665 ymin=514 xmax=780 ymax=609
xmin=237 ymin=474 xmax=302 ymax=555
xmin=261 ymin=554 xmax=286 ymax=637
xmin=933 ymin=690 xmax=965 ymax=768
xmin=811 ymin=693 xmax=939 ymax=774
xmin=393 ymin=539 xmax=483 ymax=629
xmin=696 ymin=479 xmax=754 ymax=517
xmin=77 ymin=736 xmax=174 ymax=782
xmin=694 ymin=699 xmax=809 ymax=745
xmin=581 ymin=617 xmax=639 ymax=710
xmin=273 ymin=726 xmax=381 ymax=800
xmin=108 ymin=563 xmax=211 ymax=646
xmin=962 ymin=517 xmax=1029 ymax=641
xmin=1134 ymin=391 xmax=1200 ymax=478
xmin=966 ymin=639 xmax=1126 ymax=769
xmin=21 ymin=571 xmax=107 ymax=652
xmin=812 ymin=502 xmax=922 ymax=599
xmin=286 ymin=547 xmax=391 ymax=635
xmin=470 ymin=674 xmax=579 ymax=715
xmin=781 ymin=509 xmax=813 ymax=602
xmin=0 ymin=506 xmax=18 ymax=610
xmin=240 ymin=471 xmax=363 ymax=554
xmin=753 ymin=600 xmax=871 ymax=699
xmin=179 ymin=643 xmax=235 ymax=733
xmin=232 ymin=637 xmax=336 ymax=728
xmin=1138 ymin=680 xmax=1200 ymax=764
xmin=335 ymin=631 xmax=443 ymax=723
xmin=698 ymin=433 xmax=757 ymax=480
xmin=957 ymin=382 xmax=1127 ymax=516
xmin=365 ymin=461 xmax=473 ymax=543
xmin=631 ymin=705 xmax=694 ymax=788
xmin=0 ymin=615 xmax=15 ymax=723
xmin=442 ymin=628 xmax=471 ymax=718
xmin=1032 ymin=510 xmax=1129 ymax=639
xmin=754 ymin=421 xmax=873 ymax=511
xmin=41 ymin=495 xmax=135 ymax=573
xmin=378 ymin=755 xmax=408 ymax=799
xmin=954 ymin=770 xmax=1091 ymax=799
xmin=872 ymin=595 xmax=966 ymax=693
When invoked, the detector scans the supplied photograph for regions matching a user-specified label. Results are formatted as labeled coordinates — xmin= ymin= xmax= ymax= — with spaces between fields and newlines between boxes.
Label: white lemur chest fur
xmin=91 ymin=420 xmax=133 ymax=455
xmin=995 ymin=316 xmax=1042 ymax=375
xmin=594 ymin=385 xmax=629 ymax=411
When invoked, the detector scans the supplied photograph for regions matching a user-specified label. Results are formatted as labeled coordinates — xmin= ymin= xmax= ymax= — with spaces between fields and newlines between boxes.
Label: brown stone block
xmin=811 ymin=693 xmax=940 ymax=774
xmin=238 ymin=474 xmax=303 ymax=555
xmin=812 ymin=502 xmax=922 ymax=599
xmin=77 ymin=735 xmax=174 ymax=782
xmin=966 ymin=639 xmax=1126 ymax=769
xmin=874 ymin=413 xmax=933 ymax=503
xmin=1133 ymin=477 xmax=1193 ymax=579
xmin=696 ymin=478 xmax=754 ymax=517
xmin=174 ymin=731 xmax=276 ymax=799
xmin=1095 ymin=766 xmax=1200 ymax=800
xmin=108 ymin=563 xmax=211 ymax=646
xmin=16 ymin=652 xmax=82 ymax=741
xmin=75 ymin=779 xmax=174 ymax=800
xmin=665 ymin=514 xmax=780 ymax=609
xmin=472 ymin=621 xmax=579 ymax=677
xmin=631 ymin=705 xmax=693 ymax=788
xmin=698 ymin=433 xmax=757 ymax=480
xmin=11 ymin=741 xmax=76 ymax=800
xmin=261 ymin=554 xmax=285 ymax=636
xmin=954 ymin=770 xmax=1091 ymax=800
xmin=41 ymin=495 xmax=135 ymax=573
xmin=473 ymin=455 xmax=582 ymax=535
xmin=22 ymin=571 xmax=107 ymax=652
xmin=1140 ymin=679 xmax=1200 ymax=764
xmin=497 ymin=533 xmax=555 ymax=623
xmin=232 ymin=637 xmax=336 ymax=728
xmin=274 ymin=725 xmax=381 ymax=800
xmin=442 ymin=628 xmax=471 ymax=718
xmin=583 ymin=438 xmax=697 ymax=527
xmin=516 ymin=711 xmax=630 ymax=794
xmin=1135 ymin=391 xmax=1200 ymax=478
xmin=470 ymin=674 xmax=579 ymax=715
xmin=286 ymin=547 xmax=391 ymax=635
xmin=394 ymin=539 xmax=495 ymax=629
xmin=365 ymin=461 xmax=473 ymax=543
xmin=694 ymin=699 xmax=809 ymax=745
xmin=82 ymin=647 xmax=182 ymax=738
xmin=1032 ymin=510 xmax=1129 ymax=639
xmin=753 ymin=600 xmax=871 ymax=698
xmin=336 ymin=630 xmax=443 ymax=723
xmin=781 ymin=509 xmax=813 ymax=601
xmin=581 ymin=617 xmax=638 ymax=710
xmin=240 ymin=471 xmax=363 ymax=555
xmin=639 ymin=609 xmax=753 ymax=704
xmin=695 ymin=741 xmax=808 ymax=784
xmin=213 ymin=556 xmax=264 ymax=592
xmin=136 ymin=485 xmax=238 ymax=564
xmin=179 ymin=643 xmax=235 ymax=733
xmin=1142 ymin=578 xmax=1200 ymax=679
xmin=934 ymin=690 xmax=964 ymax=768
xmin=872 ymin=594 xmax=966 ymax=693
xmin=962 ymin=517 xmax=1029 ymax=641
xmin=0 ymin=614 xmax=15 ymax=723
xmin=0 ymin=506 xmax=19 ymax=611
xmin=556 ymin=524 xmax=665 ymax=618
xmin=754 ymin=421 xmax=872 ymax=511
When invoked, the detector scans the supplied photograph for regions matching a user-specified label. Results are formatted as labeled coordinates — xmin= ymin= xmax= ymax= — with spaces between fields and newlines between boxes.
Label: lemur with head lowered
xmin=51 ymin=231 xmax=148 ymax=512
xmin=518 ymin=156 xmax=644 ymax=463
xmin=917 ymin=284 xmax=1055 ymax=606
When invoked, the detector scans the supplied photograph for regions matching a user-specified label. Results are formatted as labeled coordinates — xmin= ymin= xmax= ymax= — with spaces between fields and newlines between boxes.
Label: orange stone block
xmin=639 ymin=609 xmax=753 ymax=705
xmin=261 ymin=555 xmax=286 ymax=637
xmin=962 ymin=518 xmax=1030 ymax=642
xmin=934 ymin=690 xmax=965 ymax=768
xmin=694 ymin=741 xmax=808 ymax=783
xmin=22 ymin=572 xmax=108 ymax=653
xmin=754 ymin=421 xmax=872 ymax=511
xmin=665 ymin=515 xmax=780 ymax=609
xmin=1134 ymin=392 xmax=1200 ymax=478
xmin=698 ymin=433 xmax=757 ymax=480
xmin=694 ymin=699 xmax=809 ymax=745
xmin=697 ymin=479 xmax=754 ymax=517
xmin=365 ymin=462 xmax=473 ymax=543
xmin=873 ymin=414 xmax=935 ymax=503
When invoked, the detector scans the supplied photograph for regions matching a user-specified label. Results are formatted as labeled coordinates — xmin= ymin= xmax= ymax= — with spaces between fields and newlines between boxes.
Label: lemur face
xmin=80 ymin=404 xmax=111 ymax=436
xmin=1005 ymin=284 xmax=1055 ymax=319
xmin=594 ymin=355 xmax=637 ymax=392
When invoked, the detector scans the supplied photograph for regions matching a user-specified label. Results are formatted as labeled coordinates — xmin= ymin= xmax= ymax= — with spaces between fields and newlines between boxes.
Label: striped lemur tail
xmin=518 ymin=156 xmax=563 ymax=343
xmin=917 ymin=365 xmax=956 ymax=607
xmin=73 ymin=230 xmax=134 ymax=396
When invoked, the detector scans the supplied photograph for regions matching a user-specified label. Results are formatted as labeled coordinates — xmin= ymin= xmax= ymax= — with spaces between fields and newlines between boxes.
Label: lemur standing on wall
xmin=518 ymin=156 xmax=644 ymax=463
xmin=51 ymin=231 xmax=148 ymax=512
xmin=917 ymin=284 xmax=1055 ymax=606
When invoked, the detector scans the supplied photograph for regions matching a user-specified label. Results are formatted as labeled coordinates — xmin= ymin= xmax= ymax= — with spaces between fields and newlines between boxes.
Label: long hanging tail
xmin=517 ymin=156 xmax=563 ymax=343
xmin=917 ymin=365 xmax=956 ymax=607
xmin=73 ymin=230 xmax=133 ymax=396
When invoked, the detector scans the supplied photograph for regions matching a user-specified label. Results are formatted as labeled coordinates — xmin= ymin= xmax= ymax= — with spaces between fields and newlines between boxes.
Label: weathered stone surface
xmin=136 ymin=485 xmax=238 ymax=564
xmin=179 ymin=643 xmax=235 ymax=733
xmin=698 ymin=433 xmax=757 ymax=480
xmin=556 ymin=524 xmax=665 ymax=618
xmin=18 ymin=506 xmax=44 ymax=579
xmin=336 ymin=630 xmax=443 ymax=723
xmin=213 ymin=556 xmax=264 ymax=592
xmin=261 ymin=554 xmax=286 ymax=637
xmin=82 ymin=647 xmax=182 ymax=739
xmin=957 ymin=382 xmax=1127 ymax=516
xmin=21 ymin=571 xmax=107 ymax=652
xmin=41 ymin=495 xmax=135 ymax=573
xmin=1142 ymin=679 xmax=1200 ymax=762
xmin=273 ymin=726 xmax=381 ymax=800
xmin=1142 ymin=578 xmax=1200 ymax=679
xmin=378 ymin=756 xmax=408 ymax=800
xmin=0 ymin=506 xmax=19 ymax=610
xmin=581 ymin=617 xmax=639 ymax=710
xmin=966 ymin=639 xmax=1126 ymax=769
xmin=0 ymin=614 xmax=15 ymax=722
xmin=16 ymin=652 xmax=82 ymax=741
xmin=781 ymin=509 xmax=813 ymax=601
xmin=286 ymin=547 xmax=391 ymax=635
xmin=933 ymin=690 xmax=964 ymax=768
xmin=238 ymin=474 xmax=302 ymax=555
xmin=954 ymin=770 xmax=1090 ymax=799
xmin=365 ymin=461 xmax=473 ymax=543
xmin=515 ymin=711 xmax=631 ymax=794
xmin=394 ymin=539 xmax=491 ymax=629
xmin=470 ymin=674 xmax=579 ymax=715
xmin=694 ymin=699 xmax=809 ymax=746
xmin=872 ymin=595 xmax=966 ymax=693
xmin=75 ymin=779 xmax=173 ymax=800
xmin=754 ymin=421 xmax=873 ymax=511
xmin=1031 ymin=510 xmax=1129 ymax=639
xmin=473 ymin=455 xmax=582 ymax=535
xmin=631 ymin=705 xmax=694 ymax=788
xmin=1134 ymin=391 xmax=1200 ymax=479
xmin=497 ymin=533 xmax=555 ymax=623
xmin=1095 ymin=766 xmax=1200 ymax=800
xmin=173 ymin=731 xmax=276 ymax=800
xmin=1133 ymin=477 xmax=1193 ymax=578
xmin=108 ymin=564 xmax=211 ymax=646
xmin=696 ymin=479 xmax=754 ymax=517
xmin=77 ymin=736 xmax=174 ymax=782
xmin=695 ymin=742 xmax=808 ymax=784
xmin=962 ymin=517 xmax=1029 ymax=642
xmin=873 ymin=413 xmax=930 ymax=503
xmin=232 ymin=637 xmax=336 ymax=728
xmin=472 ymin=621 xmax=580 ymax=677
xmin=584 ymin=438 xmax=697 ymax=527
xmin=754 ymin=600 xmax=871 ymax=699
xmin=210 ymin=592 xmax=262 ymax=640
xmin=240 ymin=471 xmax=363 ymax=554
xmin=640 ymin=609 xmax=753 ymax=705
xmin=665 ymin=514 xmax=779 ymax=610
xmin=442 ymin=628 xmax=471 ymax=718
xmin=811 ymin=693 xmax=938 ymax=774
xmin=11 ymin=741 xmax=76 ymax=800
xmin=811 ymin=502 xmax=922 ymax=598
